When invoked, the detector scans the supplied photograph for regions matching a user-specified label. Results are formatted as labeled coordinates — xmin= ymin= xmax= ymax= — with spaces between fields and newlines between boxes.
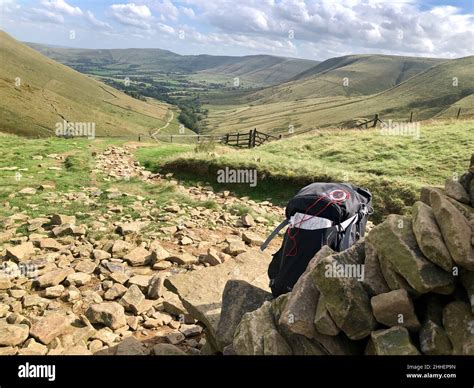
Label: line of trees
xmin=102 ymin=77 xmax=208 ymax=133
xmin=176 ymin=98 xmax=208 ymax=133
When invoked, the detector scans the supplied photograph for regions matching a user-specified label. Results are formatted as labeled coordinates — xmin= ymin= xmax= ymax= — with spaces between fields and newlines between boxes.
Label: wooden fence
xmin=358 ymin=107 xmax=464 ymax=128
xmin=222 ymin=128 xmax=281 ymax=148
xmin=51 ymin=107 xmax=467 ymax=144
xmin=356 ymin=114 xmax=385 ymax=128
xmin=147 ymin=133 xmax=225 ymax=143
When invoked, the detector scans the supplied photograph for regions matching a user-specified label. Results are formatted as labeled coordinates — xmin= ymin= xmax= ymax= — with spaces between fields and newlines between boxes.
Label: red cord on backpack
xmin=285 ymin=190 xmax=351 ymax=257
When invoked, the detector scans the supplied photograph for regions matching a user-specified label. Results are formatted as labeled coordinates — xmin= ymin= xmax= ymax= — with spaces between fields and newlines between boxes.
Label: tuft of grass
xmin=227 ymin=203 xmax=252 ymax=216
xmin=135 ymin=143 xmax=194 ymax=172
xmin=194 ymin=140 xmax=216 ymax=153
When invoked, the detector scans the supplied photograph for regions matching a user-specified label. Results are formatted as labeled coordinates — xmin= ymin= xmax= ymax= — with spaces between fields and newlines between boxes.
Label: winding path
xmin=150 ymin=110 xmax=174 ymax=139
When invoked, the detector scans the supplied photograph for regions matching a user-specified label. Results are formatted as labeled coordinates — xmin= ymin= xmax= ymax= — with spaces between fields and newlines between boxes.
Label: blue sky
xmin=1 ymin=0 xmax=473 ymax=60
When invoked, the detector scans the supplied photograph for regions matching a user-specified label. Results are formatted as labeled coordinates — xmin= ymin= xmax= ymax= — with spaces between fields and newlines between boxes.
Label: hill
xmin=0 ymin=31 xmax=184 ymax=137
xmin=191 ymin=55 xmax=317 ymax=87
xmin=203 ymin=56 xmax=474 ymax=134
xmin=247 ymin=54 xmax=445 ymax=103
xmin=26 ymin=42 xmax=317 ymax=87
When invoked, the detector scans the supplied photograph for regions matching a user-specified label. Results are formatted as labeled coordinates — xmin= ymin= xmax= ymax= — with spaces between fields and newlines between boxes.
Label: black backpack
xmin=261 ymin=182 xmax=372 ymax=297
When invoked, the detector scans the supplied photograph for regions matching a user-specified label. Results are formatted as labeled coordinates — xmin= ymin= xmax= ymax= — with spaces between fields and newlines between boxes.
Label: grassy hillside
xmin=246 ymin=54 xmax=444 ymax=102
xmin=203 ymin=56 xmax=474 ymax=134
xmin=136 ymin=120 xmax=474 ymax=222
xmin=0 ymin=31 xmax=185 ymax=137
xmin=26 ymin=42 xmax=317 ymax=87
xmin=191 ymin=56 xmax=317 ymax=87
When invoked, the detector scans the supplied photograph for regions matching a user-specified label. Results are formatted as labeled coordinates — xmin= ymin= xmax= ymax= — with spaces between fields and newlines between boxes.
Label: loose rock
xmin=86 ymin=302 xmax=127 ymax=330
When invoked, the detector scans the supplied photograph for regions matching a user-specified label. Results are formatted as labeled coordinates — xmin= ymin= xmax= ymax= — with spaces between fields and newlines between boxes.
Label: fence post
xmin=409 ymin=111 xmax=413 ymax=123
xmin=171 ymin=135 xmax=173 ymax=143
xmin=456 ymin=107 xmax=461 ymax=119
xmin=373 ymin=114 xmax=379 ymax=128
xmin=279 ymin=134 xmax=282 ymax=139
xmin=225 ymin=133 xmax=229 ymax=144
xmin=237 ymin=132 xmax=240 ymax=147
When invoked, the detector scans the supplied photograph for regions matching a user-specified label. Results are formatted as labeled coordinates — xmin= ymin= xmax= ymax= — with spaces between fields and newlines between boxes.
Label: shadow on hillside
xmin=156 ymin=169 xmax=299 ymax=207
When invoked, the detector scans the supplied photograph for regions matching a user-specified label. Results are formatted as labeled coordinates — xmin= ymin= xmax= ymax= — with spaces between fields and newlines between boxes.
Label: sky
xmin=0 ymin=0 xmax=473 ymax=60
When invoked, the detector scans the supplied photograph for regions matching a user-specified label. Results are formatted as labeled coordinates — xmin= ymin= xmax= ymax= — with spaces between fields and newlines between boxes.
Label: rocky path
xmin=0 ymin=145 xmax=284 ymax=355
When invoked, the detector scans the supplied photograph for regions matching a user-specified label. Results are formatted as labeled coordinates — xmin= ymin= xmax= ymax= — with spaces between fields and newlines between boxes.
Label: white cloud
xmin=178 ymin=26 xmax=298 ymax=57
xmin=156 ymin=22 xmax=175 ymax=34
xmin=429 ymin=5 xmax=458 ymax=17
xmin=4 ymin=0 xmax=473 ymax=59
xmin=185 ymin=0 xmax=474 ymax=59
xmin=149 ymin=0 xmax=179 ymax=21
xmin=109 ymin=3 xmax=153 ymax=29
xmin=29 ymin=7 xmax=65 ymax=24
xmin=85 ymin=10 xmax=112 ymax=30
xmin=0 ymin=0 xmax=20 ymax=11
xmin=0 ymin=0 xmax=21 ymax=24
xmin=41 ymin=0 xmax=82 ymax=16
xmin=180 ymin=6 xmax=195 ymax=19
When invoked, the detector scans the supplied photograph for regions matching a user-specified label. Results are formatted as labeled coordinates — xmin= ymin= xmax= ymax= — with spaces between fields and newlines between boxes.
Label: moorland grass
xmin=136 ymin=120 xmax=474 ymax=222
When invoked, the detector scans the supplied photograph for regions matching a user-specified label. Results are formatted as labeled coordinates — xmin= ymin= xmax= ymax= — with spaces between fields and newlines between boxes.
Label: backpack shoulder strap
xmin=338 ymin=214 xmax=358 ymax=251
xmin=260 ymin=219 xmax=289 ymax=251
xmin=336 ymin=203 xmax=371 ymax=251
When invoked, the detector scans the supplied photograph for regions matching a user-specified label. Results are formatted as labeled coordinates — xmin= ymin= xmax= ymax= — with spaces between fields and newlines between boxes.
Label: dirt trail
xmin=150 ymin=110 xmax=174 ymax=138
xmin=42 ymin=88 xmax=67 ymax=122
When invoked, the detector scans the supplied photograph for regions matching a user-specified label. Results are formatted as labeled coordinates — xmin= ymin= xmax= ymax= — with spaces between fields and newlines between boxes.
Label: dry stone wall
xmin=226 ymin=155 xmax=474 ymax=355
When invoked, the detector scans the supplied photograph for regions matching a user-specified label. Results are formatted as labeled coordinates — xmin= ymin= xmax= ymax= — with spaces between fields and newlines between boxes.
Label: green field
xmin=2 ymin=31 xmax=473 ymax=226
xmin=0 ymin=136 xmax=216 ymax=227
xmin=136 ymin=120 xmax=474 ymax=222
